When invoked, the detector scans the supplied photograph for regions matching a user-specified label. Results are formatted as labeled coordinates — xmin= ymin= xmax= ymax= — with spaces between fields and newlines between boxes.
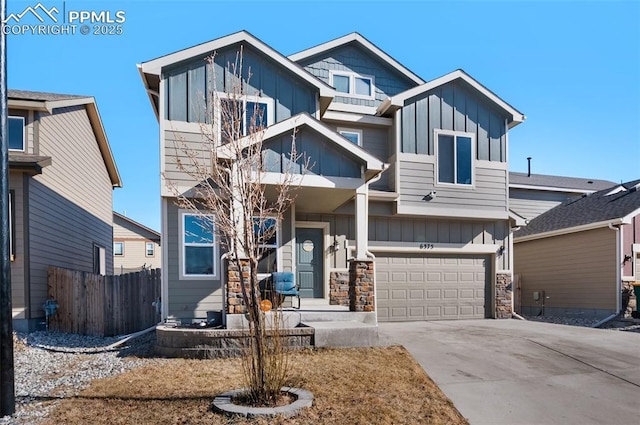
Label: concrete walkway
xmin=378 ymin=320 xmax=640 ymax=425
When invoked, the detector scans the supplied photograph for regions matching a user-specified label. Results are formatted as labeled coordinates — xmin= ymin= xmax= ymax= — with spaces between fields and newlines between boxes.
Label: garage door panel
xmin=377 ymin=253 xmax=488 ymax=321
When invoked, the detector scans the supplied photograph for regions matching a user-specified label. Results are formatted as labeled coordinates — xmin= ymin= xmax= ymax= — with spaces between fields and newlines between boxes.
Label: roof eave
xmin=514 ymin=218 xmax=625 ymax=243
xmin=137 ymin=64 xmax=160 ymax=120
xmin=85 ymin=101 xmax=123 ymax=188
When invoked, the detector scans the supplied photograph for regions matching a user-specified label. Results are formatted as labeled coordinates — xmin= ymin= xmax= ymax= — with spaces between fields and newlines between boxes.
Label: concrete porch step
xmin=297 ymin=311 xmax=376 ymax=325
xmin=303 ymin=320 xmax=378 ymax=348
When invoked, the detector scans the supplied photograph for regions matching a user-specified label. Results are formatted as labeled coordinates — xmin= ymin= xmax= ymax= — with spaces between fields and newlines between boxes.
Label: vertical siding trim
xmin=23 ymin=174 xmax=31 ymax=319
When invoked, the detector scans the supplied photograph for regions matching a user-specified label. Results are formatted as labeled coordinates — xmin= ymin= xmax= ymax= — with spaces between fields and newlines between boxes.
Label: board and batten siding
xmin=295 ymin=43 xmax=416 ymax=108
xmin=28 ymin=105 xmax=114 ymax=319
xmin=509 ymin=188 xmax=577 ymax=221
xmin=295 ymin=212 xmax=510 ymax=270
xmin=163 ymin=44 xmax=317 ymax=124
xmin=398 ymin=157 xmax=508 ymax=213
xmin=166 ymin=199 xmax=223 ymax=321
xmin=401 ymin=80 xmax=507 ymax=161
xmin=514 ymin=227 xmax=617 ymax=316
xmin=9 ymin=172 xmax=26 ymax=318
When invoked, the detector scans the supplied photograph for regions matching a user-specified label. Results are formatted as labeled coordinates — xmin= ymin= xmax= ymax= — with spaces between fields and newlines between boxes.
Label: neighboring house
xmin=138 ymin=31 xmax=525 ymax=324
xmin=509 ymin=171 xmax=616 ymax=221
xmin=113 ymin=212 xmax=161 ymax=274
xmin=514 ymin=179 xmax=640 ymax=319
xmin=9 ymin=90 xmax=122 ymax=331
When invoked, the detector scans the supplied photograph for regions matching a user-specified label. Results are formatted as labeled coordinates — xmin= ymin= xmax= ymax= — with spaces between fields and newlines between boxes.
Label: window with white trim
xmin=436 ymin=131 xmax=474 ymax=186
xmin=253 ymin=217 xmax=279 ymax=275
xmin=146 ymin=242 xmax=155 ymax=257
xmin=114 ymin=242 xmax=124 ymax=256
xmin=217 ymin=94 xmax=274 ymax=143
xmin=181 ymin=213 xmax=216 ymax=277
xmin=9 ymin=116 xmax=25 ymax=151
xmin=338 ymin=128 xmax=363 ymax=146
xmin=329 ymin=71 xmax=375 ymax=99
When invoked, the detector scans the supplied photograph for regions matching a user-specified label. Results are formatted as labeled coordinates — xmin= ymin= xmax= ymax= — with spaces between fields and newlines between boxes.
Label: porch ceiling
xmin=265 ymin=185 xmax=355 ymax=213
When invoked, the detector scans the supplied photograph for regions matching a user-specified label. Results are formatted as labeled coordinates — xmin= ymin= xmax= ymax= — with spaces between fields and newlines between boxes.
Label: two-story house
xmin=9 ymin=90 xmax=122 ymax=331
xmin=138 ymin=31 xmax=524 ymax=324
xmin=113 ymin=211 xmax=161 ymax=274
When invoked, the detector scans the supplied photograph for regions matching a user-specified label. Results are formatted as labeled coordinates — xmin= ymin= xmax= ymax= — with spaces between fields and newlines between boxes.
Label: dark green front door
xmin=295 ymin=227 xmax=323 ymax=298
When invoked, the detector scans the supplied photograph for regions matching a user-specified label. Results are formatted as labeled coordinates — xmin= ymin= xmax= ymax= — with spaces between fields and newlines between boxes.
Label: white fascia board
xmin=137 ymin=63 xmax=159 ymax=119
xmin=218 ymin=113 xmax=386 ymax=172
xmin=289 ymin=33 xmax=424 ymax=85
xmin=396 ymin=204 xmax=509 ymax=220
xmin=46 ymin=97 xmax=94 ymax=111
xmin=508 ymin=210 xmax=527 ymax=227
xmin=621 ymin=206 xmax=640 ymax=224
xmin=322 ymin=110 xmax=392 ymax=126
xmin=140 ymin=31 xmax=334 ymax=99
xmin=379 ymin=70 xmax=525 ymax=126
xmin=261 ymin=172 xmax=364 ymax=189
xmin=509 ymin=183 xmax=595 ymax=194
xmin=514 ymin=219 xmax=625 ymax=243
xmin=327 ymin=102 xmax=379 ymax=116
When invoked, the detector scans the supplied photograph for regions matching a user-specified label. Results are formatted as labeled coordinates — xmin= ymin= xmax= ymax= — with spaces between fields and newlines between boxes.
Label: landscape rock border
xmin=212 ymin=387 xmax=313 ymax=418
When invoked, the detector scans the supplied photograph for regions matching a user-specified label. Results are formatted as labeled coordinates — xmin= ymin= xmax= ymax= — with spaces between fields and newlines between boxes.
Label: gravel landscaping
xmin=0 ymin=331 xmax=163 ymax=425
xmin=522 ymin=314 xmax=640 ymax=332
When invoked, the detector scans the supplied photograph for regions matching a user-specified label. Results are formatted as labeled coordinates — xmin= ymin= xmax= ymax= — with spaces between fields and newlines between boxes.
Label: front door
xmin=295 ymin=227 xmax=323 ymax=298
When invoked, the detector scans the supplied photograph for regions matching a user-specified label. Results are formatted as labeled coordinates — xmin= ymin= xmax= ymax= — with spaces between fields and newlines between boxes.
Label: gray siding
xmin=514 ymin=227 xmax=617 ymax=316
xmin=509 ymin=188 xmax=578 ymax=220
xmin=9 ymin=172 xmax=26 ymax=318
xmin=398 ymin=158 xmax=508 ymax=212
xmin=401 ymin=80 xmax=507 ymax=161
xmin=164 ymin=44 xmax=317 ymax=123
xmin=27 ymin=105 xmax=114 ymax=319
xmin=166 ymin=199 xmax=223 ymax=321
xmin=263 ymin=127 xmax=360 ymax=177
xmin=296 ymin=43 xmax=415 ymax=108
xmin=164 ymin=128 xmax=212 ymax=192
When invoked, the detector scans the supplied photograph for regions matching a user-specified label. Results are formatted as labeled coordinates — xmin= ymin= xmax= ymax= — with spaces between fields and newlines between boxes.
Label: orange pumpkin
xmin=260 ymin=299 xmax=272 ymax=312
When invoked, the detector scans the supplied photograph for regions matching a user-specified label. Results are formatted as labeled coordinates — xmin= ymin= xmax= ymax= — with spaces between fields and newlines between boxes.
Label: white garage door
xmin=376 ymin=254 xmax=490 ymax=321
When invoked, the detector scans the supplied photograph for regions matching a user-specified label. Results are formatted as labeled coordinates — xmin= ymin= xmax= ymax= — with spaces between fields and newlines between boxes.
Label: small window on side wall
xmin=146 ymin=242 xmax=155 ymax=257
xmin=114 ymin=242 xmax=124 ymax=256
xmin=338 ymin=128 xmax=363 ymax=146
xmin=436 ymin=131 xmax=474 ymax=186
xmin=181 ymin=212 xmax=216 ymax=278
xmin=8 ymin=117 xmax=25 ymax=151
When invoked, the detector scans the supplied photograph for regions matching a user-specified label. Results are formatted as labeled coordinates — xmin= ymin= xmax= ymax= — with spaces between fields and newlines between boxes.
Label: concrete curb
xmin=212 ymin=387 xmax=313 ymax=418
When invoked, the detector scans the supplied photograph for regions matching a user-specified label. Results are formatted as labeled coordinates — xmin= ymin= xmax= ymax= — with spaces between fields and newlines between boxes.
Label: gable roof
xmin=113 ymin=212 xmax=161 ymax=240
xmin=289 ymin=32 xmax=424 ymax=86
xmin=138 ymin=30 xmax=336 ymax=118
xmin=217 ymin=112 xmax=387 ymax=181
xmin=8 ymin=89 xmax=122 ymax=188
xmin=377 ymin=69 xmax=525 ymax=128
xmin=509 ymin=172 xmax=616 ymax=193
xmin=515 ymin=179 xmax=640 ymax=240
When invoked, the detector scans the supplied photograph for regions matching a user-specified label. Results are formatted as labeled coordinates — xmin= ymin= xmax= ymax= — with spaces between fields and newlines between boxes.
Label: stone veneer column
xmin=329 ymin=271 xmax=350 ymax=306
xmin=226 ymin=259 xmax=250 ymax=314
xmin=495 ymin=273 xmax=513 ymax=319
xmin=349 ymin=260 xmax=375 ymax=312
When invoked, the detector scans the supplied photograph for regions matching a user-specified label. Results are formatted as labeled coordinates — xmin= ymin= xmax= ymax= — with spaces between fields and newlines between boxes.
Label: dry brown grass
xmin=44 ymin=346 xmax=468 ymax=425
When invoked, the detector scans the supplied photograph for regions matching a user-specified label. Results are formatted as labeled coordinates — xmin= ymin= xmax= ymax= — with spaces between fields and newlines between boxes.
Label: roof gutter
xmin=515 ymin=218 xmax=626 ymax=243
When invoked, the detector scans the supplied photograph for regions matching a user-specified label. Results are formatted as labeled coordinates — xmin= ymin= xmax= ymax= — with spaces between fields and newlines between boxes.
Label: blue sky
xmin=7 ymin=0 xmax=640 ymax=231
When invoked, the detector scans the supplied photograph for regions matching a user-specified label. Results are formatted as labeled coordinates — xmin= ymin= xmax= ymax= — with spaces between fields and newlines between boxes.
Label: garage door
xmin=376 ymin=254 xmax=490 ymax=321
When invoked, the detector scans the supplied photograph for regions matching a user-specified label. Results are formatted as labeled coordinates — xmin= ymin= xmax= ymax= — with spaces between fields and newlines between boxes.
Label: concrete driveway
xmin=378 ymin=320 xmax=640 ymax=425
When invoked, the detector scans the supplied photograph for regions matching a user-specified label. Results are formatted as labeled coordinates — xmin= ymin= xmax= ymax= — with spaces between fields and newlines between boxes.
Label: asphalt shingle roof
xmin=515 ymin=179 xmax=640 ymax=238
xmin=8 ymin=89 xmax=88 ymax=102
xmin=509 ymin=172 xmax=616 ymax=192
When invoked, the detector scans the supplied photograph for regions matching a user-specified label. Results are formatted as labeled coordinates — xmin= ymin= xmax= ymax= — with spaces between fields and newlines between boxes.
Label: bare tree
xmin=167 ymin=48 xmax=305 ymax=404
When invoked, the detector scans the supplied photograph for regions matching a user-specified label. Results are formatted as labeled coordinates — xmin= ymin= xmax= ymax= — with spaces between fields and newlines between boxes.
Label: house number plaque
xmin=302 ymin=240 xmax=314 ymax=252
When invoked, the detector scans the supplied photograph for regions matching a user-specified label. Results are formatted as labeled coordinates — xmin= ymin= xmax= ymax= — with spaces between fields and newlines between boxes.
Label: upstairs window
xmin=8 ymin=116 xmax=25 ymax=151
xmin=217 ymin=94 xmax=273 ymax=143
xmin=146 ymin=242 xmax=155 ymax=257
xmin=330 ymin=71 xmax=375 ymax=99
xmin=338 ymin=128 xmax=363 ymax=146
xmin=114 ymin=242 xmax=124 ymax=256
xmin=436 ymin=131 xmax=474 ymax=186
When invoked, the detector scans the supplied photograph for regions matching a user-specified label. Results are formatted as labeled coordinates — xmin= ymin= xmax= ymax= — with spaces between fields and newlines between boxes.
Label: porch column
xmin=354 ymin=185 xmax=368 ymax=259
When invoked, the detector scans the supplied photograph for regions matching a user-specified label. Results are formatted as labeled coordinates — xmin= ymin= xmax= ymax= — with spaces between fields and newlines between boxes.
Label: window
xmin=114 ymin=242 xmax=124 ymax=256
xmin=218 ymin=94 xmax=273 ymax=143
xmin=8 ymin=116 xmax=25 ymax=151
xmin=329 ymin=71 xmax=375 ymax=99
xmin=182 ymin=213 xmax=216 ymax=277
xmin=436 ymin=131 xmax=474 ymax=185
xmin=254 ymin=217 xmax=278 ymax=275
xmin=338 ymin=128 xmax=363 ymax=146
xmin=146 ymin=242 xmax=155 ymax=257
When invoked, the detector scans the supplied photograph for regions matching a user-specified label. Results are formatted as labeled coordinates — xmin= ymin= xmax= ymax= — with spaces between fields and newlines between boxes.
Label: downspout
xmin=594 ymin=223 xmax=623 ymax=327
xmin=220 ymin=252 xmax=231 ymax=326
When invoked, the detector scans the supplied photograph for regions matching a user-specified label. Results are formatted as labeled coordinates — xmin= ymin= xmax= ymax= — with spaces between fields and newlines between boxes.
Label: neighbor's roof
xmin=113 ymin=212 xmax=161 ymax=240
xmin=510 ymin=172 xmax=616 ymax=193
xmin=289 ymin=32 xmax=425 ymax=86
xmin=378 ymin=69 xmax=525 ymax=128
xmin=138 ymin=30 xmax=336 ymax=118
xmin=515 ymin=179 xmax=640 ymax=240
xmin=8 ymin=89 xmax=122 ymax=188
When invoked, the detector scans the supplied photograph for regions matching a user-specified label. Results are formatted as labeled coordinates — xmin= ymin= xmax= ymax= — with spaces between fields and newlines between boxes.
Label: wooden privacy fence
xmin=47 ymin=266 xmax=161 ymax=337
